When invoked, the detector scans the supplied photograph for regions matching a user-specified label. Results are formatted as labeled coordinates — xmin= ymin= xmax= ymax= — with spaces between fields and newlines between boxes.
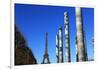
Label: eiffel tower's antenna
xmin=41 ymin=32 xmax=51 ymax=64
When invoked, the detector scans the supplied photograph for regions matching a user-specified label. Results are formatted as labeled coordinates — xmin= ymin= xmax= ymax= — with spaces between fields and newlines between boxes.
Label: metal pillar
xmin=56 ymin=34 xmax=59 ymax=63
xmin=58 ymin=26 xmax=63 ymax=63
xmin=75 ymin=36 xmax=79 ymax=62
xmin=64 ymin=12 xmax=71 ymax=62
xmin=75 ymin=7 xmax=85 ymax=61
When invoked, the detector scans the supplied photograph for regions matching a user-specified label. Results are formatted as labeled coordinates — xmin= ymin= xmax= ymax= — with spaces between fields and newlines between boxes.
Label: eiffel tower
xmin=41 ymin=32 xmax=51 ymax=64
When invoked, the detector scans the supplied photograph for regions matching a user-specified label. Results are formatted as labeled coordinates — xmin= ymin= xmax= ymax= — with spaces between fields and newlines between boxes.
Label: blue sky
xmin=15 ymin=4 xmax=94 ymax=64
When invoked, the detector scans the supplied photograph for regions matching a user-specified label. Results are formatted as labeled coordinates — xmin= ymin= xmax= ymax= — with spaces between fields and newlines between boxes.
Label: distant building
xmin=88 ymin=59 xmax=94 ymax=61
xmin=83 ymin=31 xmax=88 ymax=61
xmin=41 ymin=32 xmax=51 ymax=64
xmin=15 ymin=25 xmax=37 ymax=65
xmin=92 ymin=35 xmax=94 ymax=52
